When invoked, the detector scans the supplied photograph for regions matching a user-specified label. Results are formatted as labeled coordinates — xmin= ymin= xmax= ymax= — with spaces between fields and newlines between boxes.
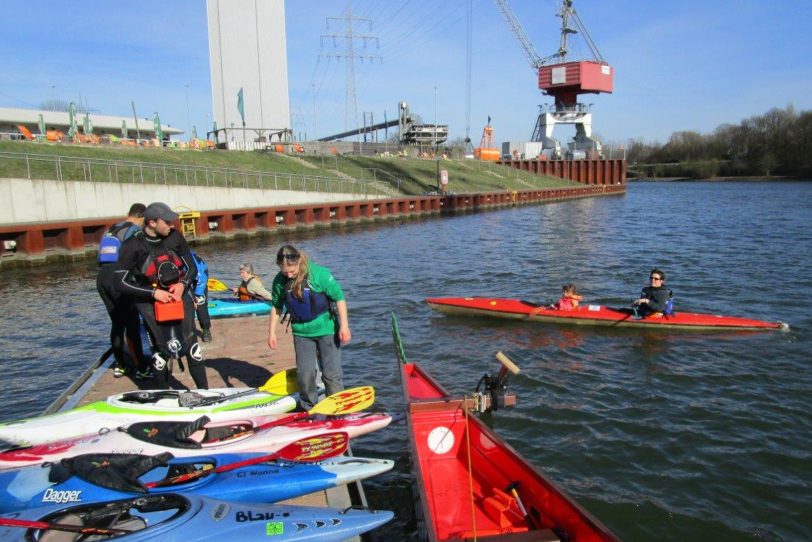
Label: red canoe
xmin=393 ymin=314 xmax=621 ymax=542
xmin=426 ymin=297 xmax=789 ymax=332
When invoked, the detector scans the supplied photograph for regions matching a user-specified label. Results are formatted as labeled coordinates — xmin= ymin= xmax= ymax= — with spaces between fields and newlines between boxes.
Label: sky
xmin=2 ymin=0 xmax=811 ymax=146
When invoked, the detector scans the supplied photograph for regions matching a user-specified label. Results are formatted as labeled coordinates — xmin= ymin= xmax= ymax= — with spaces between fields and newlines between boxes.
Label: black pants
xmin=135 ymin=292 xmax=208 ymax=390
xmin=96 ymin=265 xmax=146 ymax=371
xmin=195 ymin=291 xmax=211 ymax=331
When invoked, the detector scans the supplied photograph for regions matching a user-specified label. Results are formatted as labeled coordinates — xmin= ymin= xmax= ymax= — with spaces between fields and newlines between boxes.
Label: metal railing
xmin=0 ymin=151 xmax=390 ymax=197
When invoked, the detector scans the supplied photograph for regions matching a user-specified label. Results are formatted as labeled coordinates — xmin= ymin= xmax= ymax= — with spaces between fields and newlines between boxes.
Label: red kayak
xmin=393 ymin=314 xmax=621 ymax=542
xmin=426 ymin=297 xmax=789 ymax=332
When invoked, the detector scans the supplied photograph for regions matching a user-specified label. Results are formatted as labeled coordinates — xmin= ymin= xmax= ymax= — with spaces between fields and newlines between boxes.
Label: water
xmin=1 ymin=181 xmax=810 ymax=541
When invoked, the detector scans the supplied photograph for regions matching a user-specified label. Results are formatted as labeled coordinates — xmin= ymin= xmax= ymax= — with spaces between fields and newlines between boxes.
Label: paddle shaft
xmin=0 ymin=517 xmax=128 ymax=535
xmin=146 ymin=432 xmax=349 ymax=487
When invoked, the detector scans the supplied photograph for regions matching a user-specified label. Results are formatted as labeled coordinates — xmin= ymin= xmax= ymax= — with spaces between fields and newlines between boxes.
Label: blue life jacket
xmin=98 ymin=221 xmax=140 ymax=264
xmin=284 ymin=280 xmax=331 ymax=323
xmin=664 ymin=294 xmax=675 ymax=316
xmin=190 ymin=251 xmax=208 ymax=297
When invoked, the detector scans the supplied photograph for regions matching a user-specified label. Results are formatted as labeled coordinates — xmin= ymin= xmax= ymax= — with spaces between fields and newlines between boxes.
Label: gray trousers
xmin=293 ymin=333 xmax=344 ymax=410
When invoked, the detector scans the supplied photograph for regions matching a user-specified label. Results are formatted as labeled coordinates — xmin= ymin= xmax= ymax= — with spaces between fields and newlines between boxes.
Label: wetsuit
xmin=96 ymin=221 xmax=146 ymax=373
xmin=637 ymin=285 xmax=672 ymax=316
xmin=115 ymin=229 xmax=207 ymax=389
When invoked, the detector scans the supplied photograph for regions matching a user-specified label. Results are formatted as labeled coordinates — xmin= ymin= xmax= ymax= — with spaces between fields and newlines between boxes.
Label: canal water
xmin=0 ymin=181 xmax=810 ymax=541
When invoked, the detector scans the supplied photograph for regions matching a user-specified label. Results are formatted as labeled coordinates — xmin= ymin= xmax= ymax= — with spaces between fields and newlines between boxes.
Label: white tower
xmin=207 ymin=0 xmax=291 ymax=149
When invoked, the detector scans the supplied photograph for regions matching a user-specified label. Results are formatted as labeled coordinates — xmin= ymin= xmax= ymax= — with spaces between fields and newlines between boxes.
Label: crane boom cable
xmin=493 ymin=0 xmax=543 ymax=70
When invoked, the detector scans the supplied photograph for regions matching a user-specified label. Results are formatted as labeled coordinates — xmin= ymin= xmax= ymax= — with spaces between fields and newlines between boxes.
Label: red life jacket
xmin=137 ymin=234 xmax=186 ymax=289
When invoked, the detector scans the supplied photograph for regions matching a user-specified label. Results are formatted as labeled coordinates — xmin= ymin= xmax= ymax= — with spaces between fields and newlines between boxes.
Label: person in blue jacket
xmin=191 ymin=251 xmax=212 ymax=342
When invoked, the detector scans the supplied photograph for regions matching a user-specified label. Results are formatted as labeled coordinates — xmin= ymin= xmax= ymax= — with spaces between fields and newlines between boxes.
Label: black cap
xmin=144 ymin=202 xmax=178 ymax=223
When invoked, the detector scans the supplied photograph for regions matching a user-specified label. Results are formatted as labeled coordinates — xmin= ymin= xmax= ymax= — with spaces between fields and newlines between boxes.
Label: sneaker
xmin=135 ymin=368 xmax=155 ymax=380
xmin=113 ymin=365 xmax=128 ymax=378
xmin=201 ymin=330 xmax=212 ymax=343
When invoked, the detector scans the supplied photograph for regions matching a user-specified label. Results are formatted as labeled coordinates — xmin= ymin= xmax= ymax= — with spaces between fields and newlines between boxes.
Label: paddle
xmin=224 ymin=386 xmax=375 ymax=440
xmin=207 ymin=277 xmax=230 ymax=291
xmin=506 ymin=481 xmax=537 ymax=529
xmin=0 ymin=517 xmax=128 ymax=536
xmin=146 ymin=431 xmax=349 ymax=488
xmin=190 ymin=369 xmax=299 ymax=407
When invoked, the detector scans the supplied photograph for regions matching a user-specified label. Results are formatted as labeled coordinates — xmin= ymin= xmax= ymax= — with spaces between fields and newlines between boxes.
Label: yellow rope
xmin=464 ymin=397 xmax=477 ymax=540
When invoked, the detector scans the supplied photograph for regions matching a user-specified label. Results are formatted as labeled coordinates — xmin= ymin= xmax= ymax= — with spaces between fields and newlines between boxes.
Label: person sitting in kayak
xmin=555 ymin=283 xmax=583 ymax=310
xmin=231 ymin=263 xmax=273 ymax=302
xmin=632 ymin=269 xmax=673 ymax=317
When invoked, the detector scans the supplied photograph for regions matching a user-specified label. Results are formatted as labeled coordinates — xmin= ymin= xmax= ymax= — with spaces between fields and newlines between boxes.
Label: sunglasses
xmin=277 ymin=253 xmax=300 ymax=264
xmin=650 ymin=276 xmax=662 ymax=281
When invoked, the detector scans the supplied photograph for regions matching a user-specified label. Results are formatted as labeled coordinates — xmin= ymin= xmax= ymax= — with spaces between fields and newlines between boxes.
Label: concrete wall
xmin=0 ymin=178 xmax=372 ymax=225
xmin=207 ymin=0 xmax=290 ymax=136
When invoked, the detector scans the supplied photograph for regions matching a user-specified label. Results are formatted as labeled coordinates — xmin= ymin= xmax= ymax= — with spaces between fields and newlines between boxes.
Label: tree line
xmin=623 ymin=106 xmax=812 ymax=179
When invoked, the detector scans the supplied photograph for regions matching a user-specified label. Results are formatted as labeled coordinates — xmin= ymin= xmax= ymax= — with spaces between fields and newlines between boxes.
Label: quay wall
xmin=0 ymin=178 xmax=373 ymax=225
xmin=0 ymin=184 xmax=626 ymax=268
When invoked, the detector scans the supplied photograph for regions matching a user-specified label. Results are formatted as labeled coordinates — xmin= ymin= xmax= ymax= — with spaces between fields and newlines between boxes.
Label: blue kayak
xmin=0 ymin=452 xmax=393 ymax=513
xmin=0 ymin=493 xmax=394 ymax=541
xmin=207 ymin=297 xmax=270 ymax=318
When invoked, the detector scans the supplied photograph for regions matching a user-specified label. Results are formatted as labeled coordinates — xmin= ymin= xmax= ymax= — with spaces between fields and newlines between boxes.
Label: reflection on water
xmin=1 ymin=182 xmax=810 ymax=541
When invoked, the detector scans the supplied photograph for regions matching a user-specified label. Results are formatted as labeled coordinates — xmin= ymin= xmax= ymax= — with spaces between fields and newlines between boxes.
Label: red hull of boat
xmin=400 ymin=362 xmax=620 ymax=542
xmin=426 ymin=297 xmax=788 ymax=331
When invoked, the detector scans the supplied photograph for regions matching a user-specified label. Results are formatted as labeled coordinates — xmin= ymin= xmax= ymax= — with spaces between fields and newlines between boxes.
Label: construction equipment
xmin=494 ymin=0 xmax=613 ymax=159
xmin=474 ymin=117 xmax=499 ymax=161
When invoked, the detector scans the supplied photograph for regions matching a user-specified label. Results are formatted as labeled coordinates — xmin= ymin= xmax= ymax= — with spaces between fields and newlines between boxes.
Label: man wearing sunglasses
xmin=632 ymin=269 xmax=673 ymax=317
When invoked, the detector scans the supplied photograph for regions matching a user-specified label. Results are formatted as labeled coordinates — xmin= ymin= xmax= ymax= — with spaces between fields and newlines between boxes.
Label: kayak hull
xmin=207 ymin=298 xmax=270 ymax=318
xmin=0 ymin=412 xmax=392 ymax=469
xmin=393 ymin=314 xmax=620 ymax=541
xmin=427 ymin=297 xmax=789 ymax=331
xmin=0 ymin=454 xmax=394 ymax=513
xmin=0 ymin=493 xmax=394 ymax=541
xmin=0 ymin=388 xmax=298 ymax=447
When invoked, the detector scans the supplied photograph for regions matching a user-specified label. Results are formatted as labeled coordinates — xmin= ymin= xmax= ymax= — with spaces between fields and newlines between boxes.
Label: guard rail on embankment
xmin=0 ymin=184 xmax=625 ymax=268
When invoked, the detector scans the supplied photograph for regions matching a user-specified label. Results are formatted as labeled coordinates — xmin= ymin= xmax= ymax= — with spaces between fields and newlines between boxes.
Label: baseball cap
xmin=144 ymin=202 xmax=179 ymax=223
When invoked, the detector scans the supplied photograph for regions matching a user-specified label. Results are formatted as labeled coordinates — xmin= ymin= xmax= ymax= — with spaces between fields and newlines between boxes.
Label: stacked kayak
xmin=0 ymin=410 xmax=392 ymax=470
xmin=0 ymin=493 xmax=394 ymax=541
xmin=207 ymin=297 xmax=270 ymax=318
xmin=427 ymin=296 xmax=789 ymax=331
xmin=0 ymin=386 xmax=299 ymax=448
xmin=0 ymin=450 xmax=393 ymax=512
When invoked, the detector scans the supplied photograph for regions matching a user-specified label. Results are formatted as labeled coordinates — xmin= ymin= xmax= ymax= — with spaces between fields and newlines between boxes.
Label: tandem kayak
xmin=392 ymin=314 xmax=620 ymax=542
xmin=207 ymin=297 xmax=270 ymax=318
xmin=0 ymin=493 xmax=394 ymax=541
xmin=0 ymin=412 xmax=392 ymax=470
xmin=0 ymin=451 xmax=394 ymax=513
xmin=0 ymin=386 xmax=300 ymax=448
xmin=426 ymin=296 xmax=789 ymax=331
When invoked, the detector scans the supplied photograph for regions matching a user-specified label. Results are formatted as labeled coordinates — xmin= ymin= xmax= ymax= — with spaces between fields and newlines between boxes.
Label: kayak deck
xmin=427 ymin=297 xmax=789 ymax=331
xmin=400 ymin=357 xmax=619 ymax=541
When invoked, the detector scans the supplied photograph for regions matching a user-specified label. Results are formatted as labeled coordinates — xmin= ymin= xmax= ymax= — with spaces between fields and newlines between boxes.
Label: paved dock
xmin=79 ymin=314 xmax=354 ymax=511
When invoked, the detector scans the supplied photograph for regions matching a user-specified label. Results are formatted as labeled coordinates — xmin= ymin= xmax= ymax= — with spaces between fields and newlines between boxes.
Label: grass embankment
xmin=0 ymin=140 xmax=577 ymax=195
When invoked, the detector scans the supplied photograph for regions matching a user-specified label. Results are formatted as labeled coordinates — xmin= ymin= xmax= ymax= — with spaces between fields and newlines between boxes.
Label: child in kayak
xmin=555 ymin=284 xmax=583 ymax=310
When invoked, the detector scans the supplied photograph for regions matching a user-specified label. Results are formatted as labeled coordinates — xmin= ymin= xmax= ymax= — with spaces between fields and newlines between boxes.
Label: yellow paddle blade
xmin=259 ymin=369 xmax=299 ymax=395
xmin=207 ymin=278 xmax=229 ymax=292
xmin=309 ymin=386 xmax=375 ymax=415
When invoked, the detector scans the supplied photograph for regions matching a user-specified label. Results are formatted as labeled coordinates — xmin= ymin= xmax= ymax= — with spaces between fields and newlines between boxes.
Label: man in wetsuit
xmin=115 ymin=202 xmax=208 ymax=389
xmin=96 ymin=203 xmax=149 ymax=378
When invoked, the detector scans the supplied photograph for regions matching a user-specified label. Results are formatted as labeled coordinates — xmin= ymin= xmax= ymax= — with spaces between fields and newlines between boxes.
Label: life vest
xmin=664 ymin=293 xmax=675 ymax=316
xmin=137 ymin=233 xmax=186 ymax=289
xmin=190 ymin=251 xmax=208 ymax=297
xmin=237 ymin=276 xmax=257 ymax=301
xmin=97 ymin=222 xmax=139 ymax=264
xmin=283 ymin=279 xmax=331 ymax=323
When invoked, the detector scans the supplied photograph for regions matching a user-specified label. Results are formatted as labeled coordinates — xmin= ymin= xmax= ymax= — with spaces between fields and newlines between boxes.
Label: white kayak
xmin=0 ymin=387 xmax=301 ymax=448
xmin=0 ymin=411 xmax=393 ymax=470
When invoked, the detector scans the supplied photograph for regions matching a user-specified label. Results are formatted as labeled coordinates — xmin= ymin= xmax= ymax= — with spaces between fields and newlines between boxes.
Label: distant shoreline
xmin=628 ymin=176 xmax=808 ymax=182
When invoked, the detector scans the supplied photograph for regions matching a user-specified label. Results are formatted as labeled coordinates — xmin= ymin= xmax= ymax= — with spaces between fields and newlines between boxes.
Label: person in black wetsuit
xmin=115 ymin=202 xmax=208 ymax=390
xmin=96 ymin=203 xmax=149 ymax=378
xmin=632 ymin=268 xmax=672 ymax=317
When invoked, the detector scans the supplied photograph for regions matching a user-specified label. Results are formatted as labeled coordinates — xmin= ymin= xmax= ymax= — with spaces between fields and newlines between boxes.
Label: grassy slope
xmin=0 ymin=140 xmax=578 ymax=195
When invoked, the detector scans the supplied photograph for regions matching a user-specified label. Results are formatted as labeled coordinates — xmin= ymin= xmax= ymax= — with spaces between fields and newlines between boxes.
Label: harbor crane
xmin=493 ymin=0 xmax=613 ymax=159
